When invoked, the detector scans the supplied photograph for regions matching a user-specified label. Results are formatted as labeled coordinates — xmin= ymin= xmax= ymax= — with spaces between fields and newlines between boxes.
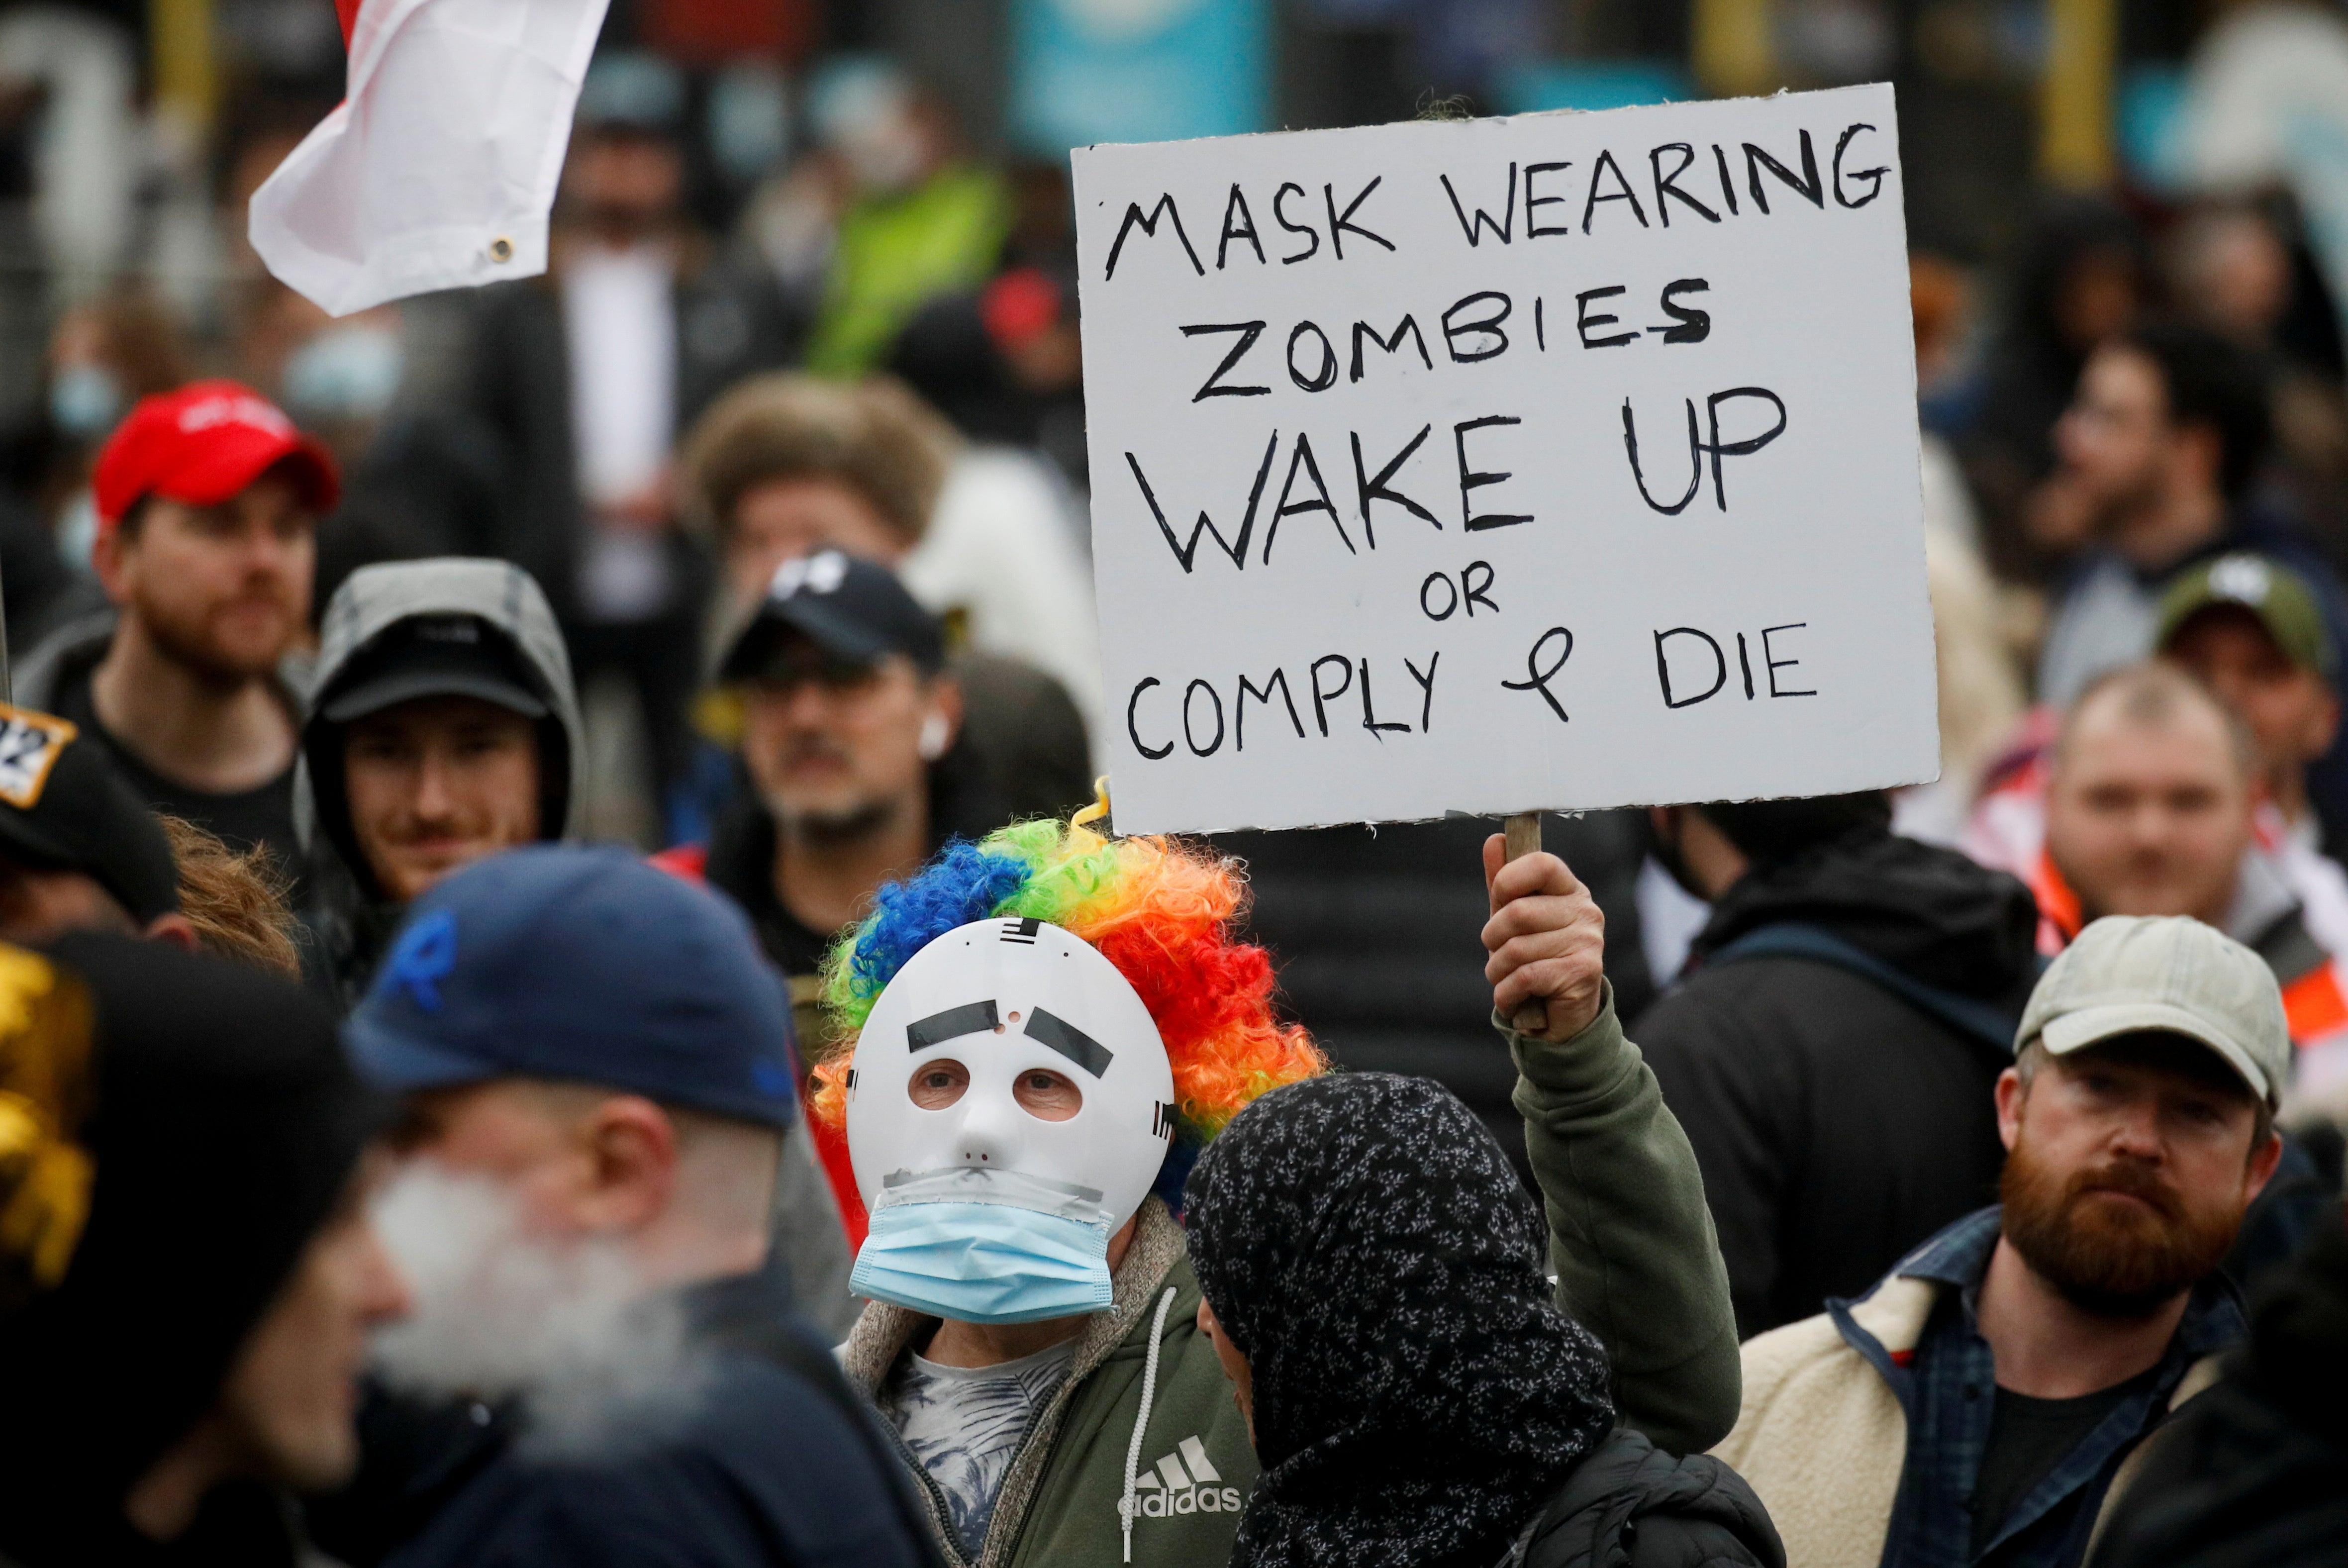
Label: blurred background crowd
xmin=7 ymin=0 xmax=2348 ymax=1168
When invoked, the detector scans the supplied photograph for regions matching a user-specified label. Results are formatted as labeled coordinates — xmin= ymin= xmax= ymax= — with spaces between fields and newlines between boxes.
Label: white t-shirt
xmin=884 ymin=1338 xmax=1077 ymax=1559
xmin=563 ymin=242 xmax=678 ymax=508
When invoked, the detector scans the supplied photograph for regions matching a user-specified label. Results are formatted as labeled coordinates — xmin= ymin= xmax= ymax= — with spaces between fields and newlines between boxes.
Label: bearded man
xmin=1712 ymin=914 xmax=2286 ymax=1568
xmin=22 ymin=381 xmax=335 ymax=882
xmin=680 ymin=551 xmax=1000 ymax=1063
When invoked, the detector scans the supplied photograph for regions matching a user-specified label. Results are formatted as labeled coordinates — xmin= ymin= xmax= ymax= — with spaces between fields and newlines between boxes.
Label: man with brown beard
xmin=18 ymin=381 xmax=335 ymax=883
xmin=1712 ymin=914 xmax=2288 ymax=1568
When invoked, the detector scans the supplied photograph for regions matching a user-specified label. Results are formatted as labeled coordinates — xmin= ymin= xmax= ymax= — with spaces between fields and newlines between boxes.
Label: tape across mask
xmin=845 ymin=918 xmax=1175 ymax=1324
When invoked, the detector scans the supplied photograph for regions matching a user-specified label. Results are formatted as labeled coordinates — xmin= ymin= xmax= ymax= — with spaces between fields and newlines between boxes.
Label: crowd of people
xmin=2 ymin=6 xmax=2348 ymax=1565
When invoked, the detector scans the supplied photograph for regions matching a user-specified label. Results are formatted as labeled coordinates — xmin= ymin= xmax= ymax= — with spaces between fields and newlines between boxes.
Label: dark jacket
xmin=701 ymin=744 xmax=1004 ymax=1057
xmin=346 ymin=1268 xmax=940 ymax=1568
xmin=455 ymin=262 xmax=798 ymax=628
xmin=1634 ymin=830 xmax=2040 ymax=1338
xmin=1207 ymin=812 xmax=1654 ymax=1178
xmin=14 ymin=609 xmax=313 ymax=883
xmin=1505 ymin=1427 xmax=1784 ymax=1568
xmin=2089 ymin=1207 xmax=2348 ymax=1568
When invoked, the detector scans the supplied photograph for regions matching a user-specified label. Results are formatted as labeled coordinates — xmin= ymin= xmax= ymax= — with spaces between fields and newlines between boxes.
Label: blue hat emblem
xmin=382 ymin=909 xmax=459 ymax=1013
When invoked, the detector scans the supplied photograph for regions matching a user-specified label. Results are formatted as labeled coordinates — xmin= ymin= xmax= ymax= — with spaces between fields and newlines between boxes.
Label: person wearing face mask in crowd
xmin=0 ymin=935 xmax=409 ymax=1565
xmin=23 ymin=286 xmax=192 ymax=628
xmin=310 ymin=846 xmax=938 ymax=1568
xmin=295 ymin=559 xmax=583 ymax=1006
xmin=809 ymin=810 xmax=1738 ymax=1568
xmin=812 ymin=815 xmax=1321 ymax=1568
xmin=275 ymin=303 xmax=409 ymax=469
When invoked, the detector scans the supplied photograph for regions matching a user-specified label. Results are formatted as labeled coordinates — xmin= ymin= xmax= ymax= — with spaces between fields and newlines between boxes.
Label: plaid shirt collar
xmin=1832 ymin=1206 xmax=2245 ymax=1568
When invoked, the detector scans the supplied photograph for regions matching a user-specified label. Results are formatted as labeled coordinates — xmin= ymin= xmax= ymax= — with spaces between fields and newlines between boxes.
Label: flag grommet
xmin=489 ymin=237 xmax=514 ymax=263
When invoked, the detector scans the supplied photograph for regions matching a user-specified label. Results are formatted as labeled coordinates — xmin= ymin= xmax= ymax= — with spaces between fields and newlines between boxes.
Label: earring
xmin=919 ymin=713 xmax=950 ymax=761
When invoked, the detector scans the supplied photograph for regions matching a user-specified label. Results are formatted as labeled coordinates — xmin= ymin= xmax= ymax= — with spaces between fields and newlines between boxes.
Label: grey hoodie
xmin=297 ymin=557 xmax=585 ymax=887
xmin=295 ymin=558 xmax=860 ymax=1337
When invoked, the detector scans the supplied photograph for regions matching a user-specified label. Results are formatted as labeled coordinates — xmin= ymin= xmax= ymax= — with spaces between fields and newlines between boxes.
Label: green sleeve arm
xmin=1503 ymin=984 xmax=1741 ymax=1454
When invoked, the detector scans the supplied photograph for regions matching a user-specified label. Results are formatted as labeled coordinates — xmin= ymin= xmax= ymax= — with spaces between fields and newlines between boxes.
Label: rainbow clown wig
xmin=812 ymin=813 xmax=1325 ymax=1209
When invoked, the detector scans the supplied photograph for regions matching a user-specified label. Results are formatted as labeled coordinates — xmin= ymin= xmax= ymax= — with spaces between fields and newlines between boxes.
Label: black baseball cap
xmin=0 ymin=705 xmax=178 ymax=925
xmin=719 ymin=550 xmax=945 ymax=682
xmin=320 ymin=613 xmax=550 ymax=725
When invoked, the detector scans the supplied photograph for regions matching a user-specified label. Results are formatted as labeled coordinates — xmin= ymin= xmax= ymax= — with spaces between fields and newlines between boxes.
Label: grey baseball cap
xmin=2018 ymin=915 xmax=2291 ymax=1107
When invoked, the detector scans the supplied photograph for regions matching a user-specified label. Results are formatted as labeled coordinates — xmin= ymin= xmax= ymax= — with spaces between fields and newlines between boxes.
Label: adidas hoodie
xmin=836 ymin=989 xmax=1742 ymax=1568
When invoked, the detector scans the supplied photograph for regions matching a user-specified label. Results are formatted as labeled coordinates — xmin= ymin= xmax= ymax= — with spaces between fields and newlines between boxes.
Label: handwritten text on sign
xmin=1073 ymin=84 xmax=1938 ymax=834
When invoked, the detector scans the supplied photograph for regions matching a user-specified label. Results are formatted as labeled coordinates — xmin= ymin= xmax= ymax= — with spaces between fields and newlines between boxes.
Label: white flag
xmin=248 ymin=0 xmax=613 ymax=317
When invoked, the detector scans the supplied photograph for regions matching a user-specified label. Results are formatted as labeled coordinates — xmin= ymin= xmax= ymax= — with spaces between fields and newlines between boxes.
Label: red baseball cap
xmin=91 ymin=380 xmax=340 ymax=537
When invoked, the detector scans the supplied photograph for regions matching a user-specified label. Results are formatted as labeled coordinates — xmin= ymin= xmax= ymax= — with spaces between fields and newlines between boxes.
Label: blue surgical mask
xmin=49 ymin=364 xmax=121 ymax=438
xmin=851 ymin=1186 xmax=1116 ymax=1325
xmin=284 ymin=325 xmax=403 ymax=424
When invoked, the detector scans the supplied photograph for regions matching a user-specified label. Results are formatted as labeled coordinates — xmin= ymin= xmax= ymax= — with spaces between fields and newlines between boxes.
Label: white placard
xmin=1074 ymin=83 xmax=1937 ymax=835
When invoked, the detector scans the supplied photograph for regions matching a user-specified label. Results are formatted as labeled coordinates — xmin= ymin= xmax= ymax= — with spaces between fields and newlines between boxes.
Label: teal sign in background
xmin=1011 ymin=0 xmax=1269 ymax=154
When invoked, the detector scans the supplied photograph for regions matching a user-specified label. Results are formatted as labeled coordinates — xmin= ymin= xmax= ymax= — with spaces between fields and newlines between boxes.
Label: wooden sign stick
xmin=1502 ymin=810 xmax=1547 ymax=1035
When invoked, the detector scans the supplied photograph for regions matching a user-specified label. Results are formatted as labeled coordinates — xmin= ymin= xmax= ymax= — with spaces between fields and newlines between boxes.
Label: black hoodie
xmin=1634 ymin=829 xmax=2040 ymax=1339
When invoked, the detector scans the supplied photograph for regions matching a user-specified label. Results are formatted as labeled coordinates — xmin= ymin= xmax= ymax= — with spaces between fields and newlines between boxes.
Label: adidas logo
xmin=1131 ymin=1435 xmax=1242 ymax=1517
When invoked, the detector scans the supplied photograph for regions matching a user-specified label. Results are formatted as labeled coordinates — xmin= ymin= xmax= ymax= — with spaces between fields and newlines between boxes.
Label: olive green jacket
xmin=840 ymin=987 xmax=1741 ymax=1568
xmin=839 ymin=1197 xmax=1250 ymax=1568
xmin=1505 ymin=985 xmax=1744 ymax=1457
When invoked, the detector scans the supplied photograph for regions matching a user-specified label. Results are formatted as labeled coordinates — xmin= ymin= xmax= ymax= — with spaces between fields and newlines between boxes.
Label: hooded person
xmin=296 ymin=558 xmax=585 ymax=1005
xmin=1639 ymin=791 xmax=2044 ymax=1338
xmin=0 ymin=934 xmax=405 ymax=1565
xmin=1183 ymin=1073 xmax=1783 ymax=1568
xmin=815 ymin=812 xmax=1742 ymax=1568
xmin=302 ymin=564 xmax=862 ymax=1341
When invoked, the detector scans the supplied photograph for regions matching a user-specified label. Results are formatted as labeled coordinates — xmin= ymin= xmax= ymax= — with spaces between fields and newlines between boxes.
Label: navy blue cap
xmin=345 ymin=845 xmax=798 ymax=1127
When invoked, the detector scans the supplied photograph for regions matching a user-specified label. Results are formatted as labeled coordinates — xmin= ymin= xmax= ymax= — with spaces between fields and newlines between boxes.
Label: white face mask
xmin=846 ymin=917 xmax=1174 ymax=1234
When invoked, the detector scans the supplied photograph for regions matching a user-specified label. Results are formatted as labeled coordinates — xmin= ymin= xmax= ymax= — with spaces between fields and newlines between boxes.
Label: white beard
xmin=368 ymin=1163 xmax=708 ymax=1458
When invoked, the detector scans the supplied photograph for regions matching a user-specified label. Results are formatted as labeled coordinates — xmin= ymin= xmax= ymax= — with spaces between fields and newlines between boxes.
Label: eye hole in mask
xmin=909 ymin=1058 xmax=969 ymax=1110
xmin=1013 ymin=1068 xmax=1082 ymax=1121
xmin=902 ymin=1057 xmax=1084 ymax=1121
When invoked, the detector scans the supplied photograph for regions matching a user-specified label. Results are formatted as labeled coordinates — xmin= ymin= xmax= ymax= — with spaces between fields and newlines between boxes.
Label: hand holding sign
xmin=1481 ymin=832 xmax=1606 ymax=1044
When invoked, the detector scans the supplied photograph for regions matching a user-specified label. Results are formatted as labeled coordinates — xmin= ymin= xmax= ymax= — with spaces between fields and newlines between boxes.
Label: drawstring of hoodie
xmin=1119 ymin=1286 xmax=1180 ymax=1564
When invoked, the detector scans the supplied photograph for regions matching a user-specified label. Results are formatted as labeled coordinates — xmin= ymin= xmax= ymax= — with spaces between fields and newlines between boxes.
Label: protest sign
xmin=1073 ymin=83 xmax=1938 ymax=836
